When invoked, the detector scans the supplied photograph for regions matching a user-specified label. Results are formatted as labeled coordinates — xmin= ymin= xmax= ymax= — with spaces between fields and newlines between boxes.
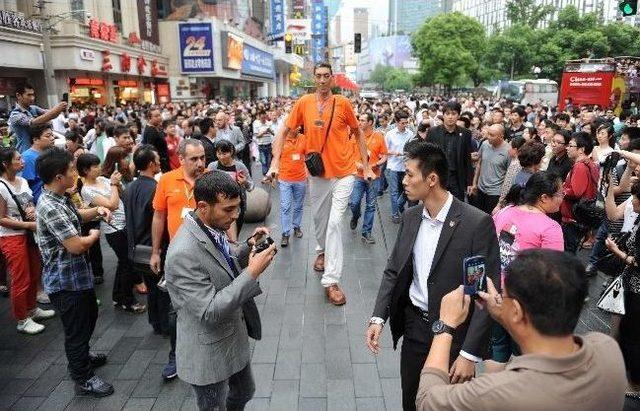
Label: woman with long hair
xmin=102 ymin=146 xmax=134 ymax=187
xmin=77 ymin=153 xmax=145 ymax=313
xmin=0 ymin=148 xmax=54 ymax=333
xmin=592 ymin=124 xmax=616 ymax=167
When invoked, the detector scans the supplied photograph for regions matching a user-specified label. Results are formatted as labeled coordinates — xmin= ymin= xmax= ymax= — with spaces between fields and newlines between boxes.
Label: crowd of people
xmin=0 ymin=62 xmax=638 ymax=409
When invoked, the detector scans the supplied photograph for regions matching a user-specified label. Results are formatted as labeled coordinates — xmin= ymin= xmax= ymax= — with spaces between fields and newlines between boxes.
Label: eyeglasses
xmin=551 ymin=141 xmax=565 ymax=146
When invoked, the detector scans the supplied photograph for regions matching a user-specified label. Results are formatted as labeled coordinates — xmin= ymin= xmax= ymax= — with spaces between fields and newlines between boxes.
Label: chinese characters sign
xmin=88 ymin=19 xmax=118 ymax=43
xmin=137 ymin=0 xmax=159 ymax=45
xmin=178 ymin=22 xmax=214 ymax=73
xmin=241 ymin=44 xmax=274 ymax=79
xmin=269 ymin=0 xmax=285 ymax=41
xmin=0 ymin=10 xmax=41 ymax=32
xmin=311 ymin=0 xmax=327 ymax=63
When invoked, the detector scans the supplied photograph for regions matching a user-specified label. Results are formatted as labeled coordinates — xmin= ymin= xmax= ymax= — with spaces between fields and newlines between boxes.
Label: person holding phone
xmin=367 ymin=141 xmax=500 ymax=411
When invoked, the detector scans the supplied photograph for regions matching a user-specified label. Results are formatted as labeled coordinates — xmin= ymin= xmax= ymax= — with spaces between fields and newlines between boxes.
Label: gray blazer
xmin=165 ymin=215 xmax=262 ymax=386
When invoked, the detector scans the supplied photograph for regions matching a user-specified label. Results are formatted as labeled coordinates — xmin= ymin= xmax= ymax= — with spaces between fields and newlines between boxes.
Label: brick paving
xmin=0 ymin=184 xmax=618 ymax=411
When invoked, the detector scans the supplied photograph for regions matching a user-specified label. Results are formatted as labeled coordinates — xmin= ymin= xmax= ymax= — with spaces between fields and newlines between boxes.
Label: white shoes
xmin=17 ymin=318 xmax=45 ymax=334
xmin=36 ymin=291 xmax=50 ymax=304
xmin=30 ymin=307 xmax=56 ymax=321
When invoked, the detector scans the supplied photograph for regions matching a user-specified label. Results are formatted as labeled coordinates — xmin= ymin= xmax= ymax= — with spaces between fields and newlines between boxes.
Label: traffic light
xmin=354 ymin=33 xmax=361 ymax=53
xmin=285 ymin=33 xmax=293 ymax=54
xmin=620 ymin=0 xmax=638 ymax=16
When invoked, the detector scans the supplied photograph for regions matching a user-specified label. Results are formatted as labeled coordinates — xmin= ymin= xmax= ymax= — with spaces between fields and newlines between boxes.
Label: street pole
xmin=38 ymin=0 xmax=59 ymax=108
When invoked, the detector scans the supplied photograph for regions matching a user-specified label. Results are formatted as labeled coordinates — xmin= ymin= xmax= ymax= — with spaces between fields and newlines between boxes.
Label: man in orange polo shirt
xmin=349 ymin=113 xmax=388 ymax=244
xmin=268 ymin=62 xmax=375 ymax=306
xmin=149 ymin=138 xmax=206 ymax=381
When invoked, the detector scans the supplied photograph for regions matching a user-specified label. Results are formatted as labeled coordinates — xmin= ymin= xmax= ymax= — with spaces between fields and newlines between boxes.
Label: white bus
xmin=494 ymin=79 xmax=558 ymax=106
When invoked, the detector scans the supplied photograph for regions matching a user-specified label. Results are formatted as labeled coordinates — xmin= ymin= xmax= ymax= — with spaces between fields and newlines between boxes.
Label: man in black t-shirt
xmin=142 ymin=108 xmax=170 ymax=172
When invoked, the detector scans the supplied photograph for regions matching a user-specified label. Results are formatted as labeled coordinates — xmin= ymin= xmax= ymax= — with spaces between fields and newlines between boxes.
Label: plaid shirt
xmin=36 ymin=189 xmax=93 ymax=294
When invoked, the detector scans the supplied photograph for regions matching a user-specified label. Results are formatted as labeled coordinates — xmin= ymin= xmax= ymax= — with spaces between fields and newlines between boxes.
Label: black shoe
xmin=350 ymin=217 xmax=358 ymax=230
xmin=280 ymin=235 xmax=289 ymax=247
xmin=75 ymin=376 xmax=114 ymax=397
xmin=361 ymin=233 xmax=376 ymax=244
xmin=293 ymin=227 xmax=303 ymax=238
xmin=89 ymin=353 xmax=107 ymax=368
xmin=94 ymin=275 xmax=104 ymax=285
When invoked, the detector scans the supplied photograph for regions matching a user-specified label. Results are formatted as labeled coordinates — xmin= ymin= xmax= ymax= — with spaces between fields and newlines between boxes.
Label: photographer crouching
xmin=164 ymin=171 xmax=277 ymax=411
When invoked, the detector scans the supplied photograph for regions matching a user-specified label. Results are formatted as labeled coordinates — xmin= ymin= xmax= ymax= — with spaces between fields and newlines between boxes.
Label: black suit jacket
xmin=426 ymin=126 xmax=474 ymax=200
xmin=372 ymin=197 xmax=500 ymax=358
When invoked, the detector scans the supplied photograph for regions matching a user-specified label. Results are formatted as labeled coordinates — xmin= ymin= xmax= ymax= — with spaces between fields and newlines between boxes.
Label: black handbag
xmin=571 ymin=163 xmax=603 ymax=229
xmin=0 ymin=179 xmax=37 ymax=247
xmin=305 ymin=97 xmax=336 ymax=177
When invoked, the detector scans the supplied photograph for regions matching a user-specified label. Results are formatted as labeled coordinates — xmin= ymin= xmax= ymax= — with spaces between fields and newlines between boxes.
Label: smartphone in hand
xmin=462 ymin=255 xmax=487 ymax=296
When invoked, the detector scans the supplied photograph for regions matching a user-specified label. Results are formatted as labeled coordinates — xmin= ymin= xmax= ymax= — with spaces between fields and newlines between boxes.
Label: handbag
xmin=596 ymin=274 xmax=626 ymax=315
xmin=571 ymin=163 xmax=604 ymax=229
xmin=132 ymin=244 xmax=153 ymax=265
xmin=0 ymin=179 xmax=36 ymax=247
xmin=305 ymin=97 xmax=336 ymax=177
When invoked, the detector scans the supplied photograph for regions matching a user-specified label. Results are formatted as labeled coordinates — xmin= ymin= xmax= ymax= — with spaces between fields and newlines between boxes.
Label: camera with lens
xmin=254 ymin=235 xmax=276 ymax=254
xmin=601 ymin=151 xmax=622 ymax=193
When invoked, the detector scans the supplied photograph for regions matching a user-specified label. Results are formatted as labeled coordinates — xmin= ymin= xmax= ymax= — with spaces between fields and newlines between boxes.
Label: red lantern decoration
xmin=137 ymin=55 xmax=147 ymax=74
xmin=102 ymin=50 xmax=113 ymax=72
xmin=120 ymin=53 xmax=131 ymax=73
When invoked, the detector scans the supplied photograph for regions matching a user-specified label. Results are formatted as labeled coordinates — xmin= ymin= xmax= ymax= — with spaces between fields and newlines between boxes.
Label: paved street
xmin=0 ymin=183 xmax=615 ymax=411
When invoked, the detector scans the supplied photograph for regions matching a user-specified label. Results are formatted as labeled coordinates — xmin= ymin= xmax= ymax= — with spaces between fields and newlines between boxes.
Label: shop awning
xmin=334 ymin=73 xmax=359 ymax=90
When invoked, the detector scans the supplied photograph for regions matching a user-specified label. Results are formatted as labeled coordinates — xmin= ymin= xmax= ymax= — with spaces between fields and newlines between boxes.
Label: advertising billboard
xmin=178 ymin=22 xmax=215 ymax=73
xmin=368 ymin=35 xmax=412 ymax=69
xmin=269 ymin=0 xmax=285 ymax=40
xmin=221 ymin=31 xmax=244 ymax=70
xmin=241 ymin=44 xmax=274 ymax=79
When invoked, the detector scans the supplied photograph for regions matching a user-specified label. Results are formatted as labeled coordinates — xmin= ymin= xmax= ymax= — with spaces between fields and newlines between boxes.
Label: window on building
xmin=70 ymin=0 xmax=84 ymax=21
xmin=112 ymin=0 xmax=123 ymax=33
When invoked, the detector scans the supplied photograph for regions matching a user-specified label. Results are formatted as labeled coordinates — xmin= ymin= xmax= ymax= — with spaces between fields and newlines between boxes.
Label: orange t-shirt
xmin=285 ymin=94 xmax=359 ymax=179
xmin=357 ymin=129 xmax=388 ymax=178
xmin=152 ymin=167 xmax=197 ymax=239
xmin=279 ymin=134 xmax=307 ymax=182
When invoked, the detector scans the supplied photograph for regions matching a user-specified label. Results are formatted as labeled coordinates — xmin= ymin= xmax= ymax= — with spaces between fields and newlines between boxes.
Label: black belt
xmin=410 ymin=303 xmax=430 ymax=323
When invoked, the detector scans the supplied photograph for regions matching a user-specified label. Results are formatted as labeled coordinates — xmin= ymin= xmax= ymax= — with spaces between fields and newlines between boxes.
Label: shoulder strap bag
xmin=0 ymin=179 xmax=37 ymax=247
xmin=305 ymin=97 xmax=336 ymax=177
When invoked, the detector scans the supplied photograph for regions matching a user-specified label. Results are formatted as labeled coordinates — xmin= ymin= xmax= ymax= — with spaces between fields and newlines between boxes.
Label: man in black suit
xmin=426 ymin=101 xmax=474 ymax=201
xmin=365 ymin=141 xmax=500 ymax=411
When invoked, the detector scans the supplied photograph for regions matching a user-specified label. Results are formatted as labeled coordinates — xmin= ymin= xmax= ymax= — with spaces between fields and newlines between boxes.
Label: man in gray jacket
xmin=165 ymin=171 xmax=276 ymax=410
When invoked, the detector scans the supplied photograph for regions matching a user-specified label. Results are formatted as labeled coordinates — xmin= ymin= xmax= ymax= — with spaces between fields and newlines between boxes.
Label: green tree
xmin=412 ymin=12 xmax=486 ymax=88
xmin=369 ymin=64 xmax=393 ymax=88
xmin=505 ymin=0 xmax=554 ymax=28
xmin=385 ymin=69 xmax=413 ymax=91
xmin=485 ymin=23 xmax=538 ymax=80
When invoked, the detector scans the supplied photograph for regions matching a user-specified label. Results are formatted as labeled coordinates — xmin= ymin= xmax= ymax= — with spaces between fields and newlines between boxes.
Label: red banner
xmin=559 ymin=72 xmax=615 ymax=110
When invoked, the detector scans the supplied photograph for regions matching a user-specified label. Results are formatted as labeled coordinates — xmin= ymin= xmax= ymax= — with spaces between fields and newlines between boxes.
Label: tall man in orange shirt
xmin=149 ymin=138 xmax=206 ymax=380
xmin=268 ymin=63 xmax=375 ymax=306
xmin=349 ymin=113 xmax=388 ymax=244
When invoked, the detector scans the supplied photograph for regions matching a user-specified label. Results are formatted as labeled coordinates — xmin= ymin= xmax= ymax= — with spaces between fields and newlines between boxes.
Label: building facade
xmin=353 ymin=8 xmax=369 ymax=41
xmin=0 ymin=0 xmax=170 ymax=111
xmin=388 ymin=0 xmax=452 ymax=35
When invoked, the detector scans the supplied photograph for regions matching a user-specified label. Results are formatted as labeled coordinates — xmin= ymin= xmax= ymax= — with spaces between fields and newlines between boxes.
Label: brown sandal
xmin=313 ymin=253 xmax=325 ymax=272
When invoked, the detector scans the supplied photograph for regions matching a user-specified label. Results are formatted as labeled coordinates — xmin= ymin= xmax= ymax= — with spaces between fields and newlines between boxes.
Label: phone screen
xmin=463 ymin=256 xmax=487 ymax=295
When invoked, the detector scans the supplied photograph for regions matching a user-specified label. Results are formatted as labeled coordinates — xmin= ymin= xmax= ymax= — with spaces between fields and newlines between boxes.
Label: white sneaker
xmin=36 ymin=291 xmax=50 ymax=304
xmin=17 ymin=318 xmax=45 ymax=334
xmin=30 ymin=307 xmax=55 ymax=320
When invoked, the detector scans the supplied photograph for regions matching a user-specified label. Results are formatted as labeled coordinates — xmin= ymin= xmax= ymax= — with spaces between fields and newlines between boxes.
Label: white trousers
xmin=308 ymin=175 xmax=355 ymax=287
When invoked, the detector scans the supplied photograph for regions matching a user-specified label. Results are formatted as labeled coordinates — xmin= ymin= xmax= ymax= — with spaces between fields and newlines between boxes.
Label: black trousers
xmin=400 ymin=304 xmax=460 ymax=411
xmin=136 ymin=263 xmax=171 ymax=335
xmin=470 ymin=189 xmax=500 ymax=214
xmin=82 ymin=221 xmax=103 ymax=278
xmin=49 ymin=289 xmax=98 ymax=383
xmin=105 ymin=229 xmax=137 ymax=306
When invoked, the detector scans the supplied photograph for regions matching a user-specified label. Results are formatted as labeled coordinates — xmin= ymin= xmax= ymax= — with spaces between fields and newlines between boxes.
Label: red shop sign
xmin=117 ymin=80 xmax=138 ymax=87
xmin=156 ymin=84 xmax=170 ymax=96
xmin=73 ymin=78 xmax=105 ymax=86
xmin=88 ymin=18 xmax=118 ymax=43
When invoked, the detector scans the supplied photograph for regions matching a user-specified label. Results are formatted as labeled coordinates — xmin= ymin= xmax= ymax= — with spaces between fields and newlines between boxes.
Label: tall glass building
xmin=388 ymin=0 xmax=452 ymax=35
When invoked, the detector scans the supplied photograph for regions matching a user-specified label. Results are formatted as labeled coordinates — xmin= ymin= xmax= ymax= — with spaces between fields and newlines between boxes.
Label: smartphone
xmin=115 ymin=162 xmax=119 ymax=172
xmin=62 ymin=92 xmax=69 ymax=104
xmin=462 ymin=255 xmax=487 ymax=296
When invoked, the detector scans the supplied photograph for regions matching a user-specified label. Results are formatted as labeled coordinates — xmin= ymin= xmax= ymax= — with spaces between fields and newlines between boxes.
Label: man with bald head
xmin=214 ymin=111 xmax=245 ymax=157
xmin=469 ymin=123 xmax=511 ymax=213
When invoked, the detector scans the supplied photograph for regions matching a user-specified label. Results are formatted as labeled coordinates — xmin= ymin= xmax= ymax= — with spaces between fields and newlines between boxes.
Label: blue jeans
xmin=350 ymin=178 xmax=379 ymax=235
xmin=386 ymin=169 xmax=406 ymax=217
xmin=378 ymin=163 xmax=388 ymax=193
xmin=279 ymin=180 xmax=306 ymax=236
xmin=258 ymin=143 xmax=272 ymax=176
xmin=589 ymin=220 xmax=609 ymax=265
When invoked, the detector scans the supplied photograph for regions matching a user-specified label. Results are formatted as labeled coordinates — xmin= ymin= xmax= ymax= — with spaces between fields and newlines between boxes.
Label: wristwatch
xmin=368 ymin=317 xmax=385 ymax=326
xmin=431 ymin=319 xmax=456 ymax=336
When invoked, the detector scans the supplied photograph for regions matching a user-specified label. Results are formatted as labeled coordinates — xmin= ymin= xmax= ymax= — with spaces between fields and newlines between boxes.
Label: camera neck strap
xmin=319 ymin=97 xmax=336 ymax=154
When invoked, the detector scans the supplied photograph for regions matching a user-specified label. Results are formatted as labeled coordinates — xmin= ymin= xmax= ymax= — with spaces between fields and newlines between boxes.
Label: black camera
xmin=601 ymin=151 xmax=622 ymax=190
xmin=254 ymin=236 xmax=276 ymax=254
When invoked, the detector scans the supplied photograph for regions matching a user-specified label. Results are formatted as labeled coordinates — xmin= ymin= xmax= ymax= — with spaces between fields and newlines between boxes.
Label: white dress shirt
xmin=409 ymin=193 xmax=481 ymax=363
xmin=409 ymin=193 xmax=453 ymax=310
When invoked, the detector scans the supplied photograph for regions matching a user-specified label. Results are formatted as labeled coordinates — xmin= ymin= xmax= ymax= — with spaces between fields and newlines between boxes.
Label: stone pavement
xmin=0 ymin=183 xmax=617 ymax=411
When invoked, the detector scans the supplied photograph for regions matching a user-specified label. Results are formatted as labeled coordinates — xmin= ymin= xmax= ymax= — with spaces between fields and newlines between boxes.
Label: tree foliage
xmin=368 ymin=64 xmax=413 ymax=91
xmin=505 ymin=0 xmax=554 ymax=29
xmin=412 ymin=12 xmax=486 ymax=88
